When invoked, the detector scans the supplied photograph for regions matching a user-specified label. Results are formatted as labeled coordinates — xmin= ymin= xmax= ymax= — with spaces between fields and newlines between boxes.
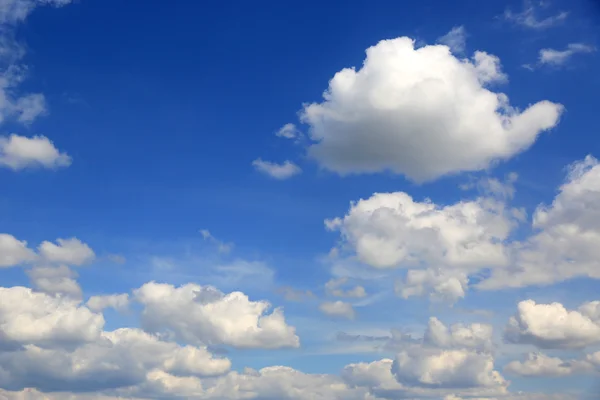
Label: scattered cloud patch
xmin=437 ymin=26 xmax=467 ymax=54
xmin=252 ymin=158 xmax=302 ymax=179
xmin=503 ymin=1 xmax=569 ymax=29
xmin=275 ymin=123 xmax=301 ymax=139
xmin=38 ymin=238 xmax=95 ymax=266
xmin=539 ymin=43 xmax=596 ymax=67
xmin=0 ymin=134 xmax=71 ymax=170
xmin=319 ymin=301 xmax=356 ymax=320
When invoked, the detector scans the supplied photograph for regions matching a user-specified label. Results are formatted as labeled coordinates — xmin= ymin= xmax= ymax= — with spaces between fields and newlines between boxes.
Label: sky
xmin=0 ymin=0 xmax=600 ymax=398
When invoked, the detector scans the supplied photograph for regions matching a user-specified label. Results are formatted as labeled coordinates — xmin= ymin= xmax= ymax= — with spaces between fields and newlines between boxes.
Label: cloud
xmin=0 ymin=0 xmax=73 ymax=25
xmin=0 ymin=286 xmax=104 ymax=348
xmin=503 ymin=1 xmax=569 ymax=29
xmin=325 ymin=277 xmax=367 ymax=298
xmin=134 ymin=282 xmax=299 ymax=349
xmin=252 ymin=158 xmax=302 ymax=179
xmin=395 ymin=269 xmax=469 ymax=304
xmin=276 ymin=123 xmax=301 ymax=139
xmin=200 ymin=229 xmax=233 ymax=254
xmin=504 ymin=300 xmax=600 ymax=349
xmin=539 ymin=43 xmax=596 ymax=67
xmin=505 ymin=353 xmax=582 ymax=377
xmin=393 ymin=348 xmax=506 ymax=389
xmin=86 ymin=294 xmax=130 ymax=313
xmin=319 ymin=301 xmax=356 ymax=319
xmin=0 ymin=134 xmax=71 ymax=170
xmin=38 ymin=238 xmax=95 ymax=266
xmin=424 ymin=317 xmax=493 ymax=352
xmin=326 ymin=191 xmax=516 ymax=270
xmin=0 ymin=233 xmax=36 ymax=267
xmin=300 ymin=37 xmax=562 ymax=182
xmin=480 ymin=156 xmax=600 ymax=289
xmin=437 ymin=26 xmax=467 ymax=54
xmin=0 ymin=328 xmax=232 ymax=393
xmin=26 ymin=265 xmax=82 ymax=299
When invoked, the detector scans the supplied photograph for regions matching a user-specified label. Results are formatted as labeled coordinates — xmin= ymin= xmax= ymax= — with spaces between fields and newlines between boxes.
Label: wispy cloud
xmin=503 ymin=0 xmax=568 ymax=29
xmin=252 ymin=158 xmax=302 ymax=180
xmin=539 ymin=43 xmax=596 ymax=66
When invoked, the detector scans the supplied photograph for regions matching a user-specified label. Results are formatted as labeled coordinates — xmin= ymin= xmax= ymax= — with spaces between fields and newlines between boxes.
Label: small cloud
xmin=252 ymin=159 xmax=301 ymax=180
xmin=275 ymin=123 xmax=300 ymax=139
xmin=503 ymin=0 xmax=569 ymax=29
xmin=319 ymin=301 xmax=356 ymax=320
xmin=539 ymin=43 xmax=596 ymax=67
xmin=200 ymin=229 xmax=233 ymax=254
xmin=0 ymin=134 xmax=71 ymax=171
xmin=325 ymin=277 xmax=367 ymax=298
xmin=437 ymin=26 xmax=467 ymax=54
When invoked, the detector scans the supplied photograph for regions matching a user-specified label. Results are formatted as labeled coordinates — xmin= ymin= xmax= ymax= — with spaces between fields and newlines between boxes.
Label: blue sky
xmin=1 ymin=0 xmax=600 ymax=399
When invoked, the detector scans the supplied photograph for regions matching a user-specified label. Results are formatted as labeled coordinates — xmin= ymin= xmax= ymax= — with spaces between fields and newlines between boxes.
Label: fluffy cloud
xmin=0 ymin=233 xmax=36 ymax=267
xmin=392 ymin=348 xmax=506 ymax=389
xmin=395 ymin=269 xmax=469 ymax=303
xmin=539 ymin=43 xmax=595 ymax=67
xmin=505 ymin=353 xmax=579 ymax=377
xmin=0 ymin=328 xmax=231 ymax=393
xmin=26 ymin=265 xmax=82 ymax=299
xmin=424 ymin=317 xmax=493 ymax=352
xmin=38 ymin=238 xmax=95 ymax=266
xmin=301 ymin=37 xmax=562 ymax=182
xmin=134 ymin=282 xmax=299 ymax=349
xmin=0 ymin=286 xmax=104 ymax=347
xmin=0 ymin=134 xmax=71 ymax=170
xmin=504 ymin=300 xmax=600 ymax=349
xmin=326 ymin=192 xmax=515 ymax=270
xmin=319 ymin=301 xmax=356 ymax=320
xmin=86 ymin=294 xmax=130 ymax=312
xmin=252 ymin=158 xmax=301 ymax=179
xmin=480 ymin=156 xmax=600 ymax=289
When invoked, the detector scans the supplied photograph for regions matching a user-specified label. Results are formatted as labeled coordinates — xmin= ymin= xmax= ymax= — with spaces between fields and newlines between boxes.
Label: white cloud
xmin=26 ymin=265 xmax=82 ymax=299
xmin=325 ymin=277 xmax=367 ymax=298
xmin=505 ymin=300 xmax=600 ymax=349
xmin=392 ymin=348 xmax=506 ymax=389
xmin=87 ymin=294 xmax=130 ymax=313
xmin=0 ymin=286 xmax=104 ymax=347
xmin=38 ymin=238 xmax=95 ymax=266
xmin=319 ymin=301 xmax=356 ymax=320
xmin=134 ymin=282 xmax=299 ymax=349
xmin=437 ymin=26 xmax=467 ymax=54
xmin=326 ymin=192 xmax=515 ymax=270
xmin=503 ymin=1 xmax=569 ymax=29
xmin=395 ymin=269 xmax=469 ymax=304
xmin=301 ymin=36 xmax=562 ymax=182
xmin=0 ymin=134 xmax=70 ymax=170
xmin=424 ymin=317 xmax=493 ymax=352
xmin=0 ymin=328 xmax=231 ymax=393
xmin=505 ymin=353 xmax=579 ymax=377
xmin=0 ymin=233 xmax=36 ymax=267
xmin=539 ymin=43 xmax=595 ymax=67
xmin=275 ymin=122 xmax=300 ymax=139
xmin=480 ymin=156 xmax=600 ymax=289
xmin=0 ymin=0 xmax=73 ymax=25
xmin=252 ymin=158 xmax=302 ymax=179
xmin=277 ymin=286 xmax=315 ymax=301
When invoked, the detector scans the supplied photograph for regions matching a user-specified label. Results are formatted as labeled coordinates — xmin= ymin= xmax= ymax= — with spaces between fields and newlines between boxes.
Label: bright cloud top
xmin=301 ymin=37 xmax=563 ymax=182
